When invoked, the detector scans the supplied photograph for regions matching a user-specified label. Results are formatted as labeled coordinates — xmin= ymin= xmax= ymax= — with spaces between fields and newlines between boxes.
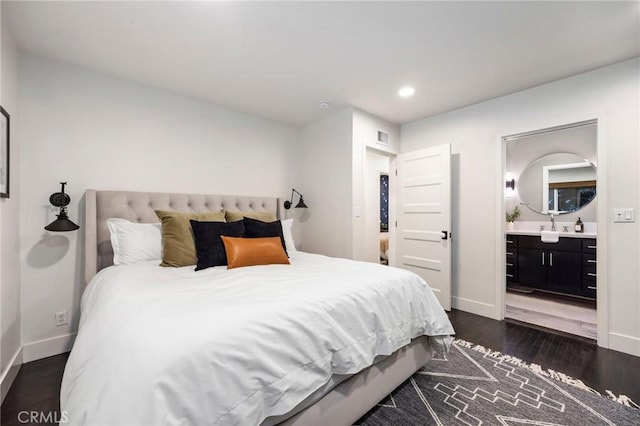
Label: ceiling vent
xmin=377 ymin=130 xmax=389 ymax=145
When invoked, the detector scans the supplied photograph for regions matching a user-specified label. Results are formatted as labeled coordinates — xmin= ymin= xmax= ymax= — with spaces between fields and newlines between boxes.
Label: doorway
xmin=362 ymin=144 xmax=453 ymax=311
xmin=502 ymin=120 xmax=598 ymax=340
xmin=364 ymin=148 xmax=391 ymax=265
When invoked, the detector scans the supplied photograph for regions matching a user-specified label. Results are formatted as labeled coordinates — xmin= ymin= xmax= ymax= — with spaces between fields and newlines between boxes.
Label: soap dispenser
xmin=575 ymin=217 xmax=584 ymax=233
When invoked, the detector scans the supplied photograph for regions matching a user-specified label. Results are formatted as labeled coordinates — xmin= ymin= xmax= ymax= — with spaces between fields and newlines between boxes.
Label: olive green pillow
xmin=225 ymin=210 xmax=276 ymax=223
xmin=155 ymin=210 xmax=226 ymax=267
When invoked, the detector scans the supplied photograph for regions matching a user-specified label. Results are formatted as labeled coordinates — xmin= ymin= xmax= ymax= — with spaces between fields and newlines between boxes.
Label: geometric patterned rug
xmin=358 ymin=339 xmax=640 ymax=426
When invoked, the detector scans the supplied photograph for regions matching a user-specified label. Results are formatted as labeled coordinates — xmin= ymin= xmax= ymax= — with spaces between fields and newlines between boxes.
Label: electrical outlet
xmin=55 ymin=311 xmax=68 ymax=327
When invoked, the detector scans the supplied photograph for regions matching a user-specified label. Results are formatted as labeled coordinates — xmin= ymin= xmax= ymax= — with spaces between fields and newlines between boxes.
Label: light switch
xmin=613 ymin=208 xmax=635 ymax=223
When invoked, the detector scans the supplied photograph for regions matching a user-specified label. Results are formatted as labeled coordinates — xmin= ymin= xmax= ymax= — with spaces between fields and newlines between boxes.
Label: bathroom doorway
xmin=364 ymin=148 xmax=392 ymax=265
xmin=379 ymin=173 xmax=390 ymax=264
xmin=503 ymin=120 xmax=598 ymax=340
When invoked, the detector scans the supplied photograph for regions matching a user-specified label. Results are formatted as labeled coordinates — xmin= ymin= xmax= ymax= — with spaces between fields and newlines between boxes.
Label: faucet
xmin=550 ymin=214 xmax=556 ymax=231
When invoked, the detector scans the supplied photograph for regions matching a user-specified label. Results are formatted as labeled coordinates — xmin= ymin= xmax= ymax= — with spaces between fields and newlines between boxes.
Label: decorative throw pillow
xmin=106 ymin=218 xmax=162 ymax=265
xmin=243 ymin=217 xmax=287 ymax=255
xmin=221 ymin=236 xmax=290 ymax=269
xmin=280 ymin=218 xmax=297 ymax=253
xmin=225 ymin=210 xmax=277 ymax=223
xmin=155 ymin=210 xmax=226 ymax=267
xmin=190 ymin=220 xmax=246 ymax=270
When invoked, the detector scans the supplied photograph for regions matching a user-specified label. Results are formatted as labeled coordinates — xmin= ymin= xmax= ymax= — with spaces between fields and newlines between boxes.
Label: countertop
xmin=505 ymin=230 xmax=597 ymax=238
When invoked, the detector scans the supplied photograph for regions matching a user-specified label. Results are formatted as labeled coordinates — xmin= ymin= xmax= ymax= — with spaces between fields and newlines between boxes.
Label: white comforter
xmin=61 ymin=252 xmax=454 ymax=425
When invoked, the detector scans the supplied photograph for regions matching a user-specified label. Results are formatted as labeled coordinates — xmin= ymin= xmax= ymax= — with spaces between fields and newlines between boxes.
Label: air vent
xmin=377 ymin=130 xmax=389 ymax=145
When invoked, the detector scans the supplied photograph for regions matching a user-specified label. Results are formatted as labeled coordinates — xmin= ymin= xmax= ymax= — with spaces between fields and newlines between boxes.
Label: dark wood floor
xmin=1 ymin=309 xmax=638 ymax=425
xmin=450 ymin=309 xmax=640 ymax=405
xmin=1 ymin=352 xmax=68 ymax=426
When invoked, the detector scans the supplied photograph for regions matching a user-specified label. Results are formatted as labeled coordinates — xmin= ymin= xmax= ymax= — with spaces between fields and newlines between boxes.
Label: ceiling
xmin=4 ymin=1 xmax=639 ymax=126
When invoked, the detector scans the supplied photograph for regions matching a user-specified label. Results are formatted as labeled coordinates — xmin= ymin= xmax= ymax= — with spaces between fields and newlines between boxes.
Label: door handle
xmin=550 ymin=252 xmax=553 ymax=267
xmin=542 ymin=252 xmax=545 ymax=266
xmin=441 ymin=231 xmax=448 ymax=240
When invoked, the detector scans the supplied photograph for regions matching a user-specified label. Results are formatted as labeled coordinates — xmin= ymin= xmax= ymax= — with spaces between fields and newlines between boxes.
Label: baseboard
xmin=608 ymin=332 xmax=640 ymax=357
xmin=22 ymin=333 xmax=76 ymax=363
xmin=452 ymin=296 xmax=498 ymax=320
xmin=1 ymin=346 xmax=23 ymax=403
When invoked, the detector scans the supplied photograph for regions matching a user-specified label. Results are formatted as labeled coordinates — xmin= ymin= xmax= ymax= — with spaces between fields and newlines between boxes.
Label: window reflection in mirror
xmin=518 ymin=152 xmax=596 ymax=215
xmin=544 ymin=159 xmax=596 ymax=213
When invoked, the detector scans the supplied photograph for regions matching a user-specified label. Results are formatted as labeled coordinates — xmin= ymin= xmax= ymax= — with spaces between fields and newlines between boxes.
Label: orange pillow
xmin=221 ymin=236 xmax=290 ymax=269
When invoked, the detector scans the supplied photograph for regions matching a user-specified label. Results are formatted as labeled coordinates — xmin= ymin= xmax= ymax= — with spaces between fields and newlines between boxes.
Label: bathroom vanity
xmin=506 ymin=233 xmax=596 ymax=299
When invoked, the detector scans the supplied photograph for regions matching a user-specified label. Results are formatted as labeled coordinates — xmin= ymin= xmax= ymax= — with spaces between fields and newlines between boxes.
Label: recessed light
xmin=319 ymin=101 xmax=331 ymax=109
xmin=398 ymin=87 xmax=415 ymax=98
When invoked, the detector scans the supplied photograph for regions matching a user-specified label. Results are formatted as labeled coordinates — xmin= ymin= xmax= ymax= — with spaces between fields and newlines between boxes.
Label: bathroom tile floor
xmin=505 ymin=291 xmax=597 ymax=340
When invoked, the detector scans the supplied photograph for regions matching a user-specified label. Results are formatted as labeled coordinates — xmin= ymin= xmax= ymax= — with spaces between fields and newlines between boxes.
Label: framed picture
xmin=0 ymin=106 xmax=8 ymax=198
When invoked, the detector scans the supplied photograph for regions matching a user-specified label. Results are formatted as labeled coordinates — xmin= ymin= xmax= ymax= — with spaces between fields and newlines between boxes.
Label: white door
xmin=394 ymin=144 xmax=451 ymax=310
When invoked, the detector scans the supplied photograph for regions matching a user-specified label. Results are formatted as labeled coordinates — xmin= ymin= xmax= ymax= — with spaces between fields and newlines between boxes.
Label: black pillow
xmin=190 ymin=220 xmax=246 ymax=270
xmin=243 ymin=217 xmax=288 ymax=255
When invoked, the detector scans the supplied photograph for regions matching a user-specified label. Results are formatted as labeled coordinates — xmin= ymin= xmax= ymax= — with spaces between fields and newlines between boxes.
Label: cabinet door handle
xmin=587 ymin=272 xmax=597 ymax=277
xmin=506 ymin=240 xmax=514 ymax=244
xmin=587 ymin=259 xmax=597 ymax=263
xmin=587 ymin=245 xmax=597 ymax=249
xmin=506 ymin=252 xmax=514 ymax=256
xmin=506 ymin=262 xmax=513 ymax=267
xmin=542 ymin=252 xmax=545 ymax=266
xmin=506 ymin=274 xmax=513 ymax=278
xmin=550 ymin=252 xmax=553 ymax=267
xmin=587 ymin=285 xmax=597 ymax=290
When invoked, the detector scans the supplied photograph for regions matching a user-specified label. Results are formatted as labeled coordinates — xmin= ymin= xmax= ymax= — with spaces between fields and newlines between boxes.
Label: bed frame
xmin=84 ymin=189 xmax=435 ymax=425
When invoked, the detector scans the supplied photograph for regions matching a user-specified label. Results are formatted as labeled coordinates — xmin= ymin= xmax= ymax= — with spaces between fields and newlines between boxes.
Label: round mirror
xmin=517 ymin=152 xmax=596 ymax=215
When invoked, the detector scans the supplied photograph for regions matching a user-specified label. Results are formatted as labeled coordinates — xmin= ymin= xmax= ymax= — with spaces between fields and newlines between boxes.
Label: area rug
xmin=358 ymin=339 xmax=639 ymax=425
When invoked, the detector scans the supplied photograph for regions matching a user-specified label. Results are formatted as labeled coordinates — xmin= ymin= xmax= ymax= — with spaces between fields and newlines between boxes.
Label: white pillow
xmin=280 ymin=218 xmax=297 ymax=253
xmin=106 ymin=218 xmax=162 ymax=265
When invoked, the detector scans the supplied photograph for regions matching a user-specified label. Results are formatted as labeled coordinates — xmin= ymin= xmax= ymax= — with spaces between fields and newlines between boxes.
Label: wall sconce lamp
xmin=284 ymin=188 xmax=308 ymax=210
xmin=45 ymin=182 xmax=79 ymax=232
xmin=505 ymin=178 xmax=516 ymax=190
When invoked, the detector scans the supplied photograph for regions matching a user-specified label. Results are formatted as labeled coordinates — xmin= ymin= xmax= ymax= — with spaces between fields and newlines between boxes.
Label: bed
xmin=61 ymin=190 xmax=454 ymax=425
xmin=379 ymin=232 xmax=389 ymax=264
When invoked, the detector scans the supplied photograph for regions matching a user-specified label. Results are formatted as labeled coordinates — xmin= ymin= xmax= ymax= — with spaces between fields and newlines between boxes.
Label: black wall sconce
xmin=284 ymin=188 xmax=308 ymax=210
xmin=505 ymin=178 xmax=516 ymax=190
xmin=45 ymin=182 xmax=79 ymax=232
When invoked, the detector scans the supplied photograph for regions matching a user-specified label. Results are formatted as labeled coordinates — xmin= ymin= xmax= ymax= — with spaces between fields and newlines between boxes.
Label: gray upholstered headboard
xmin=85 ymin=190 xmax=281 ymax=285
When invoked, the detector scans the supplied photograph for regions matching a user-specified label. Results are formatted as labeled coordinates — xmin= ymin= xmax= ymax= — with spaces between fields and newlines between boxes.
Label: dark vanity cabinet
xmin=506 ymin=234 xmax=596 ymax=299
xmin=506 ymin=237 xmax=518 ymax=285
xmin=582 ymin=240 xmax=597 ymax=298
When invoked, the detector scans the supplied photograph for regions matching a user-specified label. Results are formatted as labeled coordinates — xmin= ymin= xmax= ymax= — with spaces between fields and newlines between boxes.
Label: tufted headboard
xmin=85 ymin=190 xmax=281 ymax=285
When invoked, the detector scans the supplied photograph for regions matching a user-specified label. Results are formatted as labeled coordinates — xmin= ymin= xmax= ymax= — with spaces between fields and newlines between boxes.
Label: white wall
xmin=295 ymin=108 xmax=353 ymax=258
xmin=352 ymin=109 xmax=399 ymax=261
xmin=18 ymin=53 xmax=298 ymax=361
xmin=295 ymin=107 xmax=398 ymax=262
xmin=402 ymin=58 xmax=640 ymax=356
xmin=0 ymin=8 xmax=22 ymax=401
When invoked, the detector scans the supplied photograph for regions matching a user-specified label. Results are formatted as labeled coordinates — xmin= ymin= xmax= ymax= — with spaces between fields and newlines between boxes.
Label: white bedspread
xmin=61 ymin=252 xmax=454 ymax=425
